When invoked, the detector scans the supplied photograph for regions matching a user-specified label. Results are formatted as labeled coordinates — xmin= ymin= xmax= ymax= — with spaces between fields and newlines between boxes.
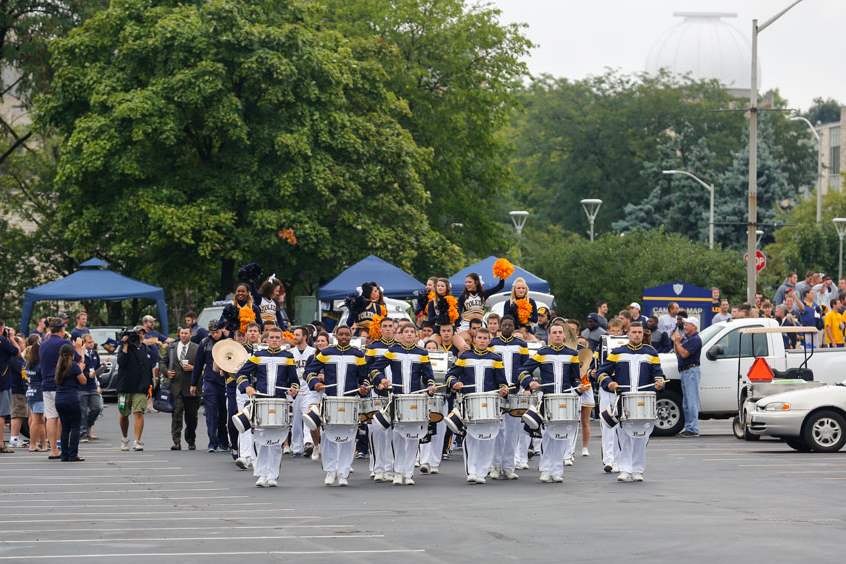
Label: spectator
xmin=161 ymin=327 xmax=199 ymax=450
xmin=712 ymin=299 xmax=732 ymax=323
xmin=774 ymin=272 xmax=798 ymax=305
xmin=730 ymin=306 xmax=739 ymax=319
xmin=799 ymin=291 xmax=823 ymax=348
xmin=658 ymin=303 xmax=679 ymax=336
xmin=116 ymin=327 xmax=153 ymax=452
xmin=824 ymin=299 xmax=845 ymax=348
xmin=0 ymin=320 xmax=22 ymax=453
xmin=735 ymin=303 xmax=752 ymax=319
xmin=813 ymin=275 xmax=837 ymax=309
xmin=784 ymin=292 xmax=801 ymax=317
xmin=761 ymin=300 xmax=773 ymax=318
xmin=141 ymin=315 xmax=167 ymax=344
xmin=79 ymin=334 xmax=103 ymax=442
xmin=55 ymin=342 xmax=87 ymax=462
xmin=581 ymin=313 xmax=607 ymax=352
xmin=628 ymin=302 xmax=648 ymax=325
xmin=838 ymin=278 xmax=846 ymax=297
xmin=70 ymin=311 xmax=90 ymax=340
xmin=9 ymin=334 xmax=28 ymax=448
xmin=673 ymin=318 xmax=703 ymax=438
xmin=39 ymin=318 xmax=68 ymax=459
xmin=184 ymin=311 xmax=208 ymax=344
xmin=794 ymin=271 xmax=817 ymax=302
xmin=749 ymin=307 xmax=760 ymax=318
xmin=617 ymin=310 xmax=632 ymax=333
xmin=25 ymin=336 xmax=46 ymax=451
xmin=535 ymin=307 xmax=550 ymax=342
xmin=774 ymin=304 xmax=799 ymax=349
xmin=645 ymin=316 xmax=671 ymax=353
xmin=417 ymin=321 xmax=435 ymax=346
xmin=33 ymin=317 xmax=48 ymax=338
xmin=595 ymin=301 xmax=609 ymax=330
xmin=754 ymin=293 xmax=763 ymax=309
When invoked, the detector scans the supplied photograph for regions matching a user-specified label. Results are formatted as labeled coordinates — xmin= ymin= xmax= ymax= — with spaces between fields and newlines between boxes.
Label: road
xmin=1 ymin=407 xmax=844 ymax=563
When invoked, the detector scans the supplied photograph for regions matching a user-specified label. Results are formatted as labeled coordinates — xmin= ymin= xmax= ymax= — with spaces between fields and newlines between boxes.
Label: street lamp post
xmin=662 ymin=170 xmax=715 ymax=250
xmin=509 ymin=210 xmax=530 ymax=262
xmin=746 ymin=0 xmax=805 ymax=305
xmin=579 ymin=199 xmax=602 ymax=241
xmin=756 ymin=229 xmax=765 ymax=249
xmin=834 ymin=218 xmax=846 ymax=281
xmin=790 ymin=115 xmax=823 ymax=223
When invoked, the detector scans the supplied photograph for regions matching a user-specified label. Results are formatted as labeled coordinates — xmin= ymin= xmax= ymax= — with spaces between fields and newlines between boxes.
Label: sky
xmin=490 ymin=0 xmax=845 ymax=111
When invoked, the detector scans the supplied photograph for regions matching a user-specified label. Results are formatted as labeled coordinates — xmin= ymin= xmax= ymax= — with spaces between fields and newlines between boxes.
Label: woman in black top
xmin=457 ymin=273 xmax=505 ymax=328
xmin=55 ymin=344 xmax=87 ymax=462
xmin=25 ymin=336 xmax=46 ymax=452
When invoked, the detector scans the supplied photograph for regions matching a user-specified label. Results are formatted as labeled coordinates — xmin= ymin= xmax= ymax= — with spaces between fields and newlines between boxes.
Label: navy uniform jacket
xmin=490 ymin=335 xmax=529 ymax=387
xmin=369 ymin=343 xmax=435 ymax=394
xmin=236 ymin=349 xmax=298 ymax=398
xmin=445 ymin=349 xmax=508 ymax=394
xmin=502 ymin=298 xmax=539 ymax=329
xmin=598 ymin=343 xmax=663 ymax=393
xmin=82 ymin=348 xmax=101 ymax=392
xmin=365 ymin=338 xmax=394 ymax=396
xmin=517 ymin=345 xmax=580 ymax=393
xmin=192 ymin=335 xmax=227 ymax=388
xmin=304 ymin=345 xmax=369 ymax=396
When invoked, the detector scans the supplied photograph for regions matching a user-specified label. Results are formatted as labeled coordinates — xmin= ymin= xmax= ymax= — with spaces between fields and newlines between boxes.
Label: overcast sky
xmin=490 ymin=0 xmax=845 ymax=111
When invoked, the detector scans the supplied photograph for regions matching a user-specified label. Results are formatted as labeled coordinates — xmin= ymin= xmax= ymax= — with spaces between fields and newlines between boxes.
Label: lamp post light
xmin=756 ymin=229 xmax=765 ymax=249
xmin=579 ymin=199 xmax=603 ymax=241
xmin=509 ymin=210 xmax=530 ymax=263
xmin=790 ymin=115 xmax=823 ymax=224
xmin=662 ymin=170 xmax=715 ymax=250
xmin=746 ymin=0 xmax=805 ymax=305
xmin=834 ymin=218 xmax=846 ymax=281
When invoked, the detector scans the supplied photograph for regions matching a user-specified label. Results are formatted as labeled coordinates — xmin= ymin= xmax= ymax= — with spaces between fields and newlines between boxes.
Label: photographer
xmin=0 ymin=320 xmax=22 ymax=453
xmin=116 ymin=327 xmax=152 ymax=452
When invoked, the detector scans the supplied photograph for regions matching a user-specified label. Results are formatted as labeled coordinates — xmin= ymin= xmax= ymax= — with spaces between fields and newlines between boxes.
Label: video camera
xmin=119 ymin=327 xmax=142 ymax=346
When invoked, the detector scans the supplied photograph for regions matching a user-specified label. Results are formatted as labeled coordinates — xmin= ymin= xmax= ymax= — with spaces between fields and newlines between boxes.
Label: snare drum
xmin=621 ymin=391 xmax=656 ymax=421
xmin=427 ymin=394 xmax=446 ymax=422
xmin=393 ymin=394 xmax=429 ymax=424
xmin=359 ymin=396 xmax=389 ymax=423
xmin=542 ymin=393 xmax=579 ymax=423
xmin=504 ymin=394 xmax=536 ymax=417
xmin=321 ymin=397 xmax=360 ymax=427
xmin=252 ymin=398 xmax=290 ymax=429
xmin=463 ymin=392 xmax=502 ymax=424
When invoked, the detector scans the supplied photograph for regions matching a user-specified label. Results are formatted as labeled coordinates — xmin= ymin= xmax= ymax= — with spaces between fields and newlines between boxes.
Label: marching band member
xmin=304 ymin=325 xmax=370 ymax=487
xmin=518 ymin=324 xmax=585 ymax=483
xmin=446 ymin=328 xmax=508 ymax=484
xmin=598 ymin=323 xmax=665 ymax=483
xmin=303 ymin=331 xmax=331 ymax=462
xmin=490 ymin=316 xmax=529 ymax=480
xmin=289 ymin=327 xmax=315 ymax=458
xmin=233 ymin=323 xmax=262 ymax=469
xmin=364 ymin=318 xmax=397 ymax=482
xmin=370 ymin=322 xmax=436 ymax=486
xmin=236 ymin=326 xmax=298 ymax=487
xmin=502 ymin=278 xmax=538 ymax=337
xmin=430 ymin=323 xmax=460 ymax=464
xmin=219 ymin=283 xmax=262 ymax=335
xmin=191 ymin=321 xmax=229 ymax=453
xmin=345 ymin=282 xmax=386 ymax=338
xmin=599 ymin=317 xmax=625 ymax=472
xmin=458 ymin=273 xmax=504 ymax=330
xmin=486 ymin=313 xmax=501 ymax=338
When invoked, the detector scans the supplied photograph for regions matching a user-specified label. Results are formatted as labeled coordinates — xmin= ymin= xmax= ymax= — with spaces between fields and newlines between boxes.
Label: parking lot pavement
xmin=1 ymin=409 xmax=844 ymax=564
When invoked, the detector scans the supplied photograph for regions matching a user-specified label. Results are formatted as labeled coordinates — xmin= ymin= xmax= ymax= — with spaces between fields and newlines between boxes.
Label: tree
xmin=321 ymin=0 xmax=532 ymax=260
xmin=37 ymin=0 xmax=462 ymax=306
xmin=804 ymin=97 xmax=842 ymax=126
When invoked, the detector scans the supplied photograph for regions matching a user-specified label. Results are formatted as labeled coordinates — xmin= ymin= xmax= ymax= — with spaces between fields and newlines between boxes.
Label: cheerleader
xmin=426 ymin=278 xmax=459 ymax=329
xmin=345 ymin=282 xmax=387 ymax=338
xmin=502 ymin=278 xmax=538 ymax=337
xmin=219 ymin=283 xmax=263 ymax=336
xmin=257 ymin=277 xmax=287 ymax=329
xmin=458 ymin=273 xmax=505 ymax=330
xmin=415 ymin=278 xmax=437 ymax=323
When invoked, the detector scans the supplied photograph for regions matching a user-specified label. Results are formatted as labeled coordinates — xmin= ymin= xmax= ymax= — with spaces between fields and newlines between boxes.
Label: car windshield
xmin=88 ymin=328 xmax=120 ymax=354
xmin=697 ymin=323 xmax=724 ymax=345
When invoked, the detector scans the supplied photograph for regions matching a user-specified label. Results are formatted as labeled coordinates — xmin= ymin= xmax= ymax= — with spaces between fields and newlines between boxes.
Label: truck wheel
xmin=653 ymin=390 xmax=684 ymax=436
xmin=732 ymin=416 xmax=760 ymax=441
xmin=784 ymin=438 xmax=812 ymax=452
xmin=802 ymin=410 xmax=846 ymax=453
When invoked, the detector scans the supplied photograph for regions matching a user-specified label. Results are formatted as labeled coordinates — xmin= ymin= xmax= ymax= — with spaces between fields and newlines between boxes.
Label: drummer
xmin=364 ymin=317 xmax=397 ymax=482
xmin=233 ymin=323 xmax=263 ymax=470
xmin=490 ymin=316 xmax=529 ymax=480
xmin=597 ymin=322 xmax=665 ymax=483
xmin=304 ymin=325 xmax=370 ymax=487
xmin=370 ymin=322 xmax=436 ymax=485
xmin=518 ymin=323 xmax=586 ymax=483
xmin=236 ymin=326 xmax=299 ymax=488
xmin=445 ymin=328 xmax=508 ymax=484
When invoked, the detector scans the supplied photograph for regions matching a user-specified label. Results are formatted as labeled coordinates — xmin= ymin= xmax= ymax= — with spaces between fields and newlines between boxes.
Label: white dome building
xmin=646 ymin=12 xmax=757 ymax=96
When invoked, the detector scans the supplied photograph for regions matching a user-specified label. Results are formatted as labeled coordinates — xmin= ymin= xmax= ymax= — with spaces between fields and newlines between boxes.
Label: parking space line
xmin=2 ymin=481 xmax=214 ymax=487
xmin=0 ymin=534 xmax=384 ymax=544
xmin=0 ymin=496 xmax=250 ymax=504
xmin=11 ymin=508 xmax=295 ymax=518
xmin=0 ymin=549 xmax=426 ymax=560
xmin=0 ymin=516 xmax=319 ymax=524
xmin=4 ymin=525 xmax=350 ymax=535
xmin=18 ymin=474 xmax=191 ymax=480
xmin=0 ymin=488 xmax=227 ymax=496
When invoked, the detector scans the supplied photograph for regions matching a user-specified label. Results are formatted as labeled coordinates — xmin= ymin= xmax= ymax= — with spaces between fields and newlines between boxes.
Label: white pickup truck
xmin=654 ymin=318 xmax=846 ymax=436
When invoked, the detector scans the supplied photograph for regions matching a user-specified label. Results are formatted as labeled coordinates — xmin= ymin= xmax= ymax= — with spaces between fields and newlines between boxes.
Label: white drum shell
xmin=252 ymin=399 xmax=290 ymax=429
xmin=427 ymin=394 xmax=446 ymax=419
xmin=394 ymin=394 xmax=429 ymax=424
xmin=322 ymin=397 xmax=360 ymax=426
xmin=621 ymin=392 xmax=657 ymax=421
xmin=542 ymin=393 xmax=579 ymax=423
xmin=463 ymin=392 xmax=502 ymax=424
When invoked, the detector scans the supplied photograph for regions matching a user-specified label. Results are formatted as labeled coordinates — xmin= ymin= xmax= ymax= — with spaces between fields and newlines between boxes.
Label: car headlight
xmin=761 ymin=402 xmax=791 ymax=412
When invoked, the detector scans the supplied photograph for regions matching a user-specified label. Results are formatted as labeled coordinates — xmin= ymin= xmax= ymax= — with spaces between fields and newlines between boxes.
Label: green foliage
xmin=521 ymin=225 xmax=744 ymax=319
xmin=803 ymin=97 xmax=842 ymax=126
xmin=36 ymin=0 xmax=462 ymax=307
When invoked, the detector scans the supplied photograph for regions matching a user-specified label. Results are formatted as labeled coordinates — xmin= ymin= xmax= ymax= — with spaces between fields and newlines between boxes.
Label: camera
xmin=119 ymin=327 xmax=141 ymax=346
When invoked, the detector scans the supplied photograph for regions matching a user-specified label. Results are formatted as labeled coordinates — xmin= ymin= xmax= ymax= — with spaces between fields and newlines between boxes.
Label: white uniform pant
xmin=539 ymin=432 xmax=569 ymax=476
xmin=599 ymin=389 xmax=617 ymax=467
xmin=236 ymin=392 xmax=255 ymax=464
xmin=369 ymin=423 xmax=393 ymax=474
xmin=463 ymin=434 xmax=497 ymax=478
xmin=615 ymin=428 xmax=648 ymax=474
xmin=253 ymin=428 xmax=285 ymax=481
xmin=391 ymin=430 xmax=419 ymax=478
xmin=321 ymin=436 xmax=355 ymax=478
xmin=290 ymin=390 xmax=306 ymax=453
xmin=515 ymin=429 xmax=531 ymax=467
xmin=566 ymin=425 xmax=579 ymax=460
xmin=419 ymin=420 xmax=445 ymax=469
xmin=493 ymin=415 xmax=522 ymax=472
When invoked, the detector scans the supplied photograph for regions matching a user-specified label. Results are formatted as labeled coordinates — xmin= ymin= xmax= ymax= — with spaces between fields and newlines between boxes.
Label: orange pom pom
xmin=445 ymin=295 xmax=459 ymax=324
xmin=515 ymin=298 xmax=532 ymax=325
xmin=282 ymin=330 xmax=295 ymax=344
xmin=492 ymin=258 xmax=515 ymax=280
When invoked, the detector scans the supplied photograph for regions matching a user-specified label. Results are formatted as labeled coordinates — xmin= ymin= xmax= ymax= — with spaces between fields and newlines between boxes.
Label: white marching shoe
xmin=373 ymin=471 xmax=385 ymax=483
xmin=617 ymin=472 xmax=633 ymax=482
xmin=266 ymin=479 xmax=278 ymax=487
xmin=503 ymin=469 xmax=519 ymax=480
xmin=405 ymin=477 xmax=415 ymax=486
xmin=539 ymin=472 xmax=553 ymax=483
xmin=255 ymin=477 xmax=268 ymax=488
xmin=564 ymin=456 xmax=574 ymax=466
xmin=337 ymin=475 xmax=349 ymax=487
xmin=324 ymin=472 xmax=336 ymax=486
xmin=488 ymin=467 xmax=501 ymax=480
xmin=393 ymin=474 xmax=404 ymax=486
xmin=581 ymin=447 xmax=590 ymax=457
xmin=552 ymin=474 xmax=564 ymax=483
xmin=632 ymin=473 xmax=644 ymax=482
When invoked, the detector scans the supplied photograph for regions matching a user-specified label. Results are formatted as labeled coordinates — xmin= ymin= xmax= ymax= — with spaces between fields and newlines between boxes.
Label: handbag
xmin=153 ymin=377 xmax=174 ymax=413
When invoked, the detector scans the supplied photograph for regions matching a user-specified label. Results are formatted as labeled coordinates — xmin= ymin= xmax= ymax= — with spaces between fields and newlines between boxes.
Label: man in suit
xmin=161 ymin=327 xmax=199 ymax=450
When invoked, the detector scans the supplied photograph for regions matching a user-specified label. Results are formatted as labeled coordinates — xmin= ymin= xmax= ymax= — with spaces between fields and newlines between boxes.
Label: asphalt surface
xmin=1 ymin=406 xmax=844 ymax=563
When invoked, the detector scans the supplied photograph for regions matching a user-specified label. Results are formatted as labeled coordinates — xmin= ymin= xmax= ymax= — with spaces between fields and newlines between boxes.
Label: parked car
xmin=87 ymin=327 xmax=123 ymax=400
xmin=655 ymin=318 xmax=846 ymax=436
xmin=197 ymin=302 xmax=227 ymax=331
xmin=749 ymin=382 xmax=846 ymax=452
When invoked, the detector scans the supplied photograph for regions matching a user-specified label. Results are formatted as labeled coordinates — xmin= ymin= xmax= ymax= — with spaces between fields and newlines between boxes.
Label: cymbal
xmin=212 ymin=339 xmax=248 ymax=373
xmin=577 ymin=348 xmax=594 ymax=378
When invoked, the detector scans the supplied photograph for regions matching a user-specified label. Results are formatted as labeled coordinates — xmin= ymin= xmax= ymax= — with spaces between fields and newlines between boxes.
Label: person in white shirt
xmin=657 ymin=303 xmax=679 ymax=336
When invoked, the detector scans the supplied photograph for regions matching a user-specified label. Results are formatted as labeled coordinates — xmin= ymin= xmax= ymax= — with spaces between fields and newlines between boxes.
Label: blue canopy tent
xmin=317 ymin=255 xmax=424 ymax=301
xmin=448 ymin=256 xmax=550 ymax=295
xmin=19 ymin=259 xmax=169 ymax=335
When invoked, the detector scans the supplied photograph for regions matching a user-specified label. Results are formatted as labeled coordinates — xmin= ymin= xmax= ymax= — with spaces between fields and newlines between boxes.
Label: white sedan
xmin=749 ymin=382 xmax=846 ymax=452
